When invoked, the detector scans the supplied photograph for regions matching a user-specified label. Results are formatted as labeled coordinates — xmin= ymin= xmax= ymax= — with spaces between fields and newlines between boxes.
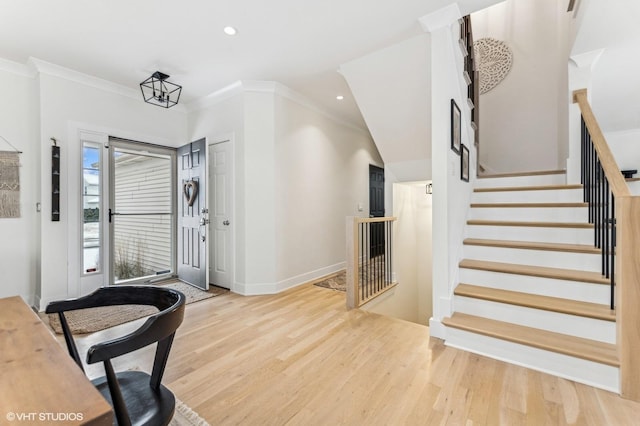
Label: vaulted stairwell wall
xmin=340 ymin=4 xmax=481 ymax=326
xmin=340 ymin=34 xmax=434 ymax=324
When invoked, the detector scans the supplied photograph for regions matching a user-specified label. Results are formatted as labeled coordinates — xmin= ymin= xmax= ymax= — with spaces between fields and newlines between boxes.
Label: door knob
xmin=223 ymin=220 xmax=230 ymax=226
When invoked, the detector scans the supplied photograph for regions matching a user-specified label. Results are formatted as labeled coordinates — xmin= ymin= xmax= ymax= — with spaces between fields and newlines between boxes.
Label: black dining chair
xmin=46 ymin=285 xmax=186 ymax=426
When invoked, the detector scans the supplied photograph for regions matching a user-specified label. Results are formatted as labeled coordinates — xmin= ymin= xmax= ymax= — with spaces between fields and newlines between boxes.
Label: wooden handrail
xmin=355 ymin=216 xmax=397 ymax=224
xmin=573 ymin=89 xmax=630 ymax=197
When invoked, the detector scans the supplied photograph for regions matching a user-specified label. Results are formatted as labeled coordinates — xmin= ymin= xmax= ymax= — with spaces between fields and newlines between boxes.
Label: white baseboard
xmin=234 ymin=262 xmax=346 ymax=296
xmin=429 ymin=318 xmax=446 ymax=339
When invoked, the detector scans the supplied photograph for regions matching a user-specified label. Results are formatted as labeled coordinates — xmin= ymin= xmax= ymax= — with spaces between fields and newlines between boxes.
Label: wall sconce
xmin=140 ymin=71 xmax=182 ymax=108
xmin=426 ymin=183 xmax=433 ymax=195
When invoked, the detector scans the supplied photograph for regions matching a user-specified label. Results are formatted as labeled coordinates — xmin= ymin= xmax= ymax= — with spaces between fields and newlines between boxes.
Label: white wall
xmin=423 ymin=9 xmax=477 ymax=338
xmin=340 ymin=35 xmax=431 ymax=168
xmin=0 ymin=67 xmax=39 ymax=305
xmin=189 ymin=82 xmax=382 ymax=295
xmin=472 ymin=0 xmax=572 ymax=173
xmin=362 ymin=182 xmax=432 ymax=325
xmin=274 ymin=94 xmax=382 ymax=290
xmin=605 ymin=129 xmax=640 ymax=195
xmin=36 ymin=69 xmax=187 ymax=308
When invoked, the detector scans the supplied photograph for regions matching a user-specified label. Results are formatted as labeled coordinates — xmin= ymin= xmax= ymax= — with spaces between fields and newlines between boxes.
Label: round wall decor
xmin=473 ymin=37 xmax=513 ymax=94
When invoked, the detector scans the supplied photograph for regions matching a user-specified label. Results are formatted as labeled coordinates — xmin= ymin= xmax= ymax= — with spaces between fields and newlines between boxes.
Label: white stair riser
xmin=445 ymin=328 xmax=619 ymax=393
xmin=472 ymin=189 xmax=583 ymax=204
xmin=469 ymin=207 xmax=588 ymax=222
xmin=463 ymin=245 xmax=602 ymax=273
xmin=466 ymin=225 xmax=594 ymax=245
xmin=454 ymin=296 xmax=615 ymax=343
xmin=475 ymin=174 xmax=566 ymax=188
xmin=458 ymin=268 xmax=611 ymax=304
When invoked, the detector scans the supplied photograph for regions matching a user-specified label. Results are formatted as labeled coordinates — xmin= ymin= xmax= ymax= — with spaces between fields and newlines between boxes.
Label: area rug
xmin=171 ymin=398 xmax=210 ymax=426
xmin=48 ymin=281 xmax=227 ymax=335
xmin=313 ymin=271 xmax=346 ymax=292
xmin=313 ymin=258 xmax=389 ymax=293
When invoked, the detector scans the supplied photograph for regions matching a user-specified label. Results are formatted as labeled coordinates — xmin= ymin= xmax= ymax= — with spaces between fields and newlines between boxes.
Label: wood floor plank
xmin=467 ymin=219 xmax=593 ymax=228
xmin=454 ymin=283 xmax=615 ymax=321
xmin=478 ymin=169 xmax=566 ymax=179
xmin=45 ymin=283 xmax=640 ymax=425
xmin=443 ymin=312 xmax=619 ymax=366
xmin=474 ymin=184 xmax=583 ymax=193
xmin=470 ymin=202 xmax=588 ymax=208
xmin=463 ymin=238 xmax=600 ymax=254
xmin=459 ymin=259 xmax=610 ymax=285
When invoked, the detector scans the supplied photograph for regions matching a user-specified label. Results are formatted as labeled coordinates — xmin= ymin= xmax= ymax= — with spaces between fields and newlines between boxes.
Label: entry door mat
xmin=47 ymin=281 xmax=227 ymax=335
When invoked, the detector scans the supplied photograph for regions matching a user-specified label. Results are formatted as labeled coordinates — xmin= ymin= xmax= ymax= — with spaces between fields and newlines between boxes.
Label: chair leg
xmin=58 ymin=313 xmax=84 ymax=373
xmin=104 ymin=359 xmax=131 ymax=426
xmin=150 ymin=333 xmax=175 ymax=390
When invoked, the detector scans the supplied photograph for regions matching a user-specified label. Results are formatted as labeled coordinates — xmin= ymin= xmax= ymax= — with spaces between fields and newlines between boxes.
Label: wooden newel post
xmin=346 ymin=216 xmax=359 ymax=309
xmin=616 ymin=196 xmax=640 ymax=401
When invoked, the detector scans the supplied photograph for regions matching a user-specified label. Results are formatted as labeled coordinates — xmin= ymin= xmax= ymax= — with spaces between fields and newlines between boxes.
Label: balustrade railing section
xmin=346 ymin=217 xmax=397 ymax=309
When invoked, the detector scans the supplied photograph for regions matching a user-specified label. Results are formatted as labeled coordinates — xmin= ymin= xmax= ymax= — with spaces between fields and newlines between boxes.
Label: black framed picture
xmin=451 ymin=99 xmax=461 ymax=154
xmin=461 ymin=144 xmax=469 ymax=182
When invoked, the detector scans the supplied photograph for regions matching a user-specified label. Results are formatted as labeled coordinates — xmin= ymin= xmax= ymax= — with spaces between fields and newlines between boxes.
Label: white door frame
xmin=208 ymin=133 xmax=236 ymax=291
xmin=66 ymin=121 xmax=177 ymax=300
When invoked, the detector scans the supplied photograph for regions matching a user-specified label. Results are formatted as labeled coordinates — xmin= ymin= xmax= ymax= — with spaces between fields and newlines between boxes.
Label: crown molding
xmin=419 ymin=3 xmax=462 ymax=33
xmin=185 ymin=80 xmax=244 ymax=112
xmin=27 ymin=57 xmax=187 ymax=113
xmin=569 ymin=49 xmax=604 ymax=69
xmin=188 ymin=79 xmax=369 ymax=135
xmin=0 ymin=57 xmax=35 ymax=78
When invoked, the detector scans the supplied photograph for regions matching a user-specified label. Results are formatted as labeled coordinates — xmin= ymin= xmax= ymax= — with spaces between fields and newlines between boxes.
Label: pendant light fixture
xmin=140 ymin=71 xmax=182 ymax=108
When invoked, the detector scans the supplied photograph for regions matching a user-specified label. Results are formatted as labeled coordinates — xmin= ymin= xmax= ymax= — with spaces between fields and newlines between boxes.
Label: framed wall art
xmin=451 ymin=99 xmax=461 ymax=154
xmin=461 ymin=144 xmax=469 ymax=182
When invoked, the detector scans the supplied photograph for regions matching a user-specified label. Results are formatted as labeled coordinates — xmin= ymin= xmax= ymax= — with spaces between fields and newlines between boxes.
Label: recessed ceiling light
xmin=223 ymin=26 xmax=238 ymax=36
xmin=336 ymin=95 xmax=344 ymax=100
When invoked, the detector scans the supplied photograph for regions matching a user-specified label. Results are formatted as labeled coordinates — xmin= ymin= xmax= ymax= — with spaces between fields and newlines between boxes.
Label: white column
xmin=566 ymin=49 xmax=604 ymax=183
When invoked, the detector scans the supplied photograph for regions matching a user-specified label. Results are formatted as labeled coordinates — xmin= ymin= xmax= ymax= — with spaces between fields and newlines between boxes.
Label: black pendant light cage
xmin=140 ymin=71 xmax=182 ymax=108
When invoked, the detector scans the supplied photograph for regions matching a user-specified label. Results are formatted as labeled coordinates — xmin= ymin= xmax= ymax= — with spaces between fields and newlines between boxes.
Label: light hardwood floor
xmin=55 ymin=283 xmax=640 ymax=425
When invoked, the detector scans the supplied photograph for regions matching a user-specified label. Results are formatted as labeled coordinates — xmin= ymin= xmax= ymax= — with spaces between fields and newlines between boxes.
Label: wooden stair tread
xmin=454 ymin=283 xmax=615 ymax=321
xmin=459 ymin=259 xmax=609 ymax=285
xmin=470 ymin=202 xmax=587 ymax=208
xmin=463 ymin=238 xmax=600 ymax=254
xmin=443 ymin=313 xmax=619 ymax=367
xmin=467 ymin=219 xmax=593 ymax=229
xmin=474 ymin=184 xmax=582 ymax=193
xmin=478 ymin=169 xmax=566 ymax=179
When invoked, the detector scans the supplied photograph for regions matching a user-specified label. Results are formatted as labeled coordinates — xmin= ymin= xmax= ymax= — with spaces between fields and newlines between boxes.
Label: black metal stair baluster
xmin=603 ymin=178 xmax=609 ymax=277
xmin=611 ymin=194 xmax=616 ymax=310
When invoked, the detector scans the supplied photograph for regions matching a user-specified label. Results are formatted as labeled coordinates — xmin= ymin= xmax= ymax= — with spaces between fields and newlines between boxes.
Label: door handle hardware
xmin=223 ymin=220 xmax=230 ymax=226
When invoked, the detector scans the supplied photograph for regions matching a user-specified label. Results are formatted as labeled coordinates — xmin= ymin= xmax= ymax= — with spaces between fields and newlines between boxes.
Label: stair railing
xmin=345 ymin=216 xmax=397 ymax=309
xmin=574 ymin=88 xmax=640 ymax=401
xmin=573 ymin=89 xmax=629 ymax=310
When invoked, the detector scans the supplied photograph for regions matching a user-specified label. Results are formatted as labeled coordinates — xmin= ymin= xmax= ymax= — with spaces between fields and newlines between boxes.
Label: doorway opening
xmin=108 ymin=138 xmax=176 ymax=285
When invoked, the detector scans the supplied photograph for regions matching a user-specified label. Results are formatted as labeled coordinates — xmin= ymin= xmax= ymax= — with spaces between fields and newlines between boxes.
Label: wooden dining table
xmin=0 ymin=296 xmax=113 ymax=425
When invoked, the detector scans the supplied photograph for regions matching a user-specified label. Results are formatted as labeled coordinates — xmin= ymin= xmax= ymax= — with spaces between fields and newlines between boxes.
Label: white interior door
xmin=209 ymin=140 xmax=234 ymax=289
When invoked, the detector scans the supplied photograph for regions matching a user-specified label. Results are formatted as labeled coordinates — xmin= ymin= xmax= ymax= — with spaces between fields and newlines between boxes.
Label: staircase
xmin=443 ymin=170 xmax=619 ymax=392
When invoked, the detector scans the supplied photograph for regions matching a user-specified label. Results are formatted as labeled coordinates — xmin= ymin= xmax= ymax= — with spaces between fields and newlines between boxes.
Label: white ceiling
xmin=0 ymin=0 xmax=499 ymax=128
xmin=572 ymin=0 xmax=640 ymax=132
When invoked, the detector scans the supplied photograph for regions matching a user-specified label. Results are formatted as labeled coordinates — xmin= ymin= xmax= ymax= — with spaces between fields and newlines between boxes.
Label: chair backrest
xmin=84 ymin=286 xmax=186 ymax=364
xmin=47 ymin=285 xmax=187 ymax=426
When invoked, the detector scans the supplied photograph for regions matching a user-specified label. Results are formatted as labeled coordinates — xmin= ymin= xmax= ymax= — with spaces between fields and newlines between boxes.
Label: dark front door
xmin=177 ymin=139 xmax=208 ymax=290
xmin=369 ymin=165 xmax=385 ymax=257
